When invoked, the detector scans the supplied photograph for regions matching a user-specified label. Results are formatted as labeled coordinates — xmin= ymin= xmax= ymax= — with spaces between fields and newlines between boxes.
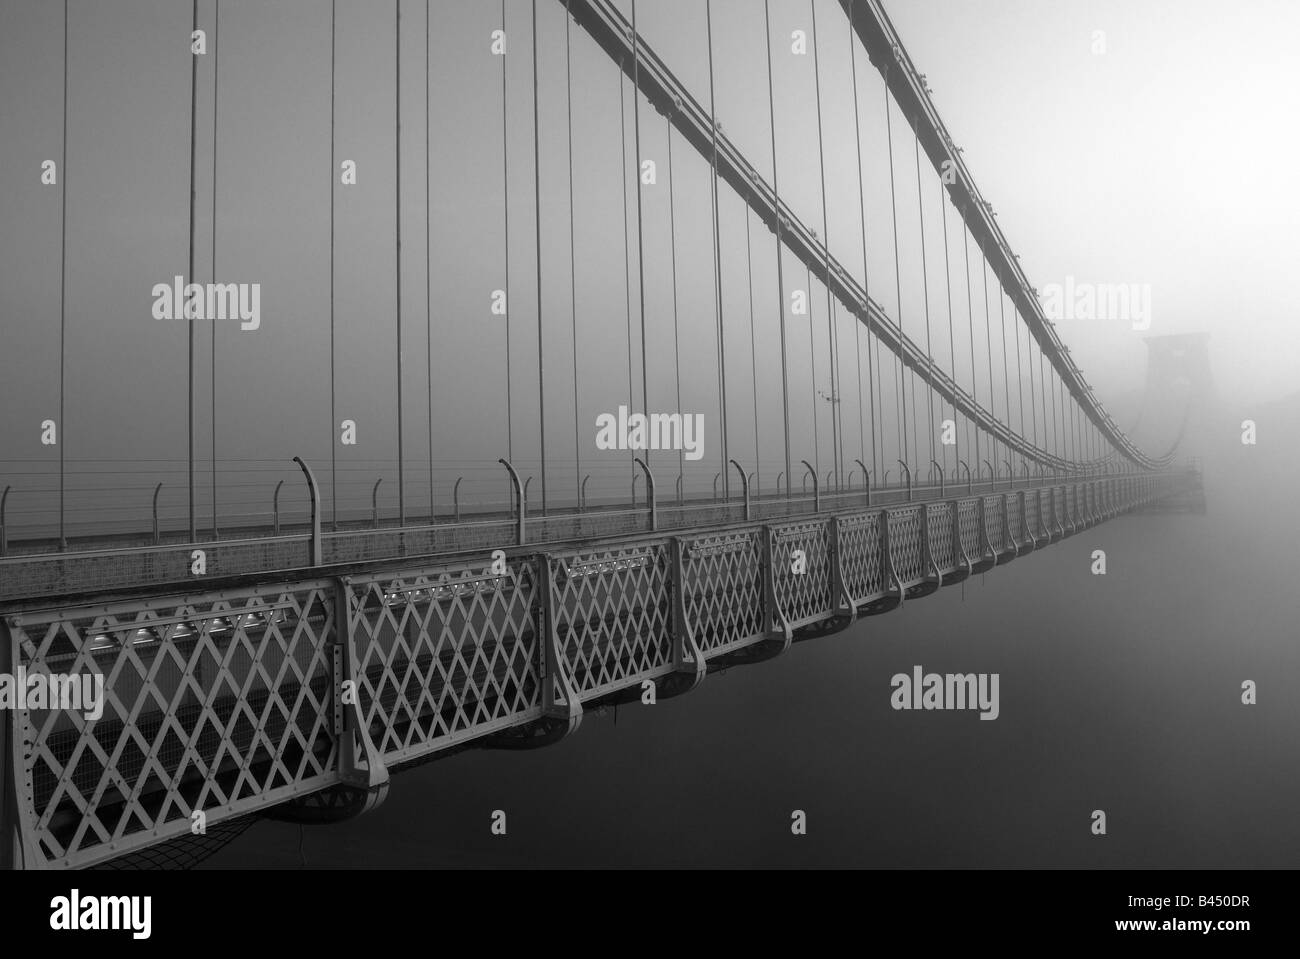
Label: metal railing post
xmin=293 ymin=456 xmax=323 ymax=567
xmin=581 ymin=474 xmax=590 ymax=512
xmin=634 ymin=457 xmax=656 ymax=531
xmin=453 ymin=476 xmax=463 ymax=523
xmin=272 ymin=480 xmax=284 ymax=537
xmin=371 ymin=478 xmax=383 ymax=529
xmin=730 ymin=458 xmax=750 ymax=522
xmin=897 ymin=460 xmax=912 ymax=503
xmin=331 ymin=576 xmax=390 ymax=791
xmin=801 ymin=460 xmax=819 ymax=513
xmin=534 ymin=554 xmax=582 ymax=730
xmin=499 ymin=458 xmax=525 ymax=545
xmin=152 ymin=482 xmax=163 ymax=545
xmin=855 ymin=459 xmax=870 ymax=506
xmin=959 ymin=459 xmax=972 ymax=496
xmin=930 ymin=460 xmax=944 ymax=498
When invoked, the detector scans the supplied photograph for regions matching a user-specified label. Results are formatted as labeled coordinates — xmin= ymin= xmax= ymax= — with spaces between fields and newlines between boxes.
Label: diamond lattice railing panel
xmin=983 ymin=497 xmax=1005 ymax=553
xmin=347 ymin=558 xmax=543 ymax=764
xmin=887 ymin=506 xmax=925 ymax=586
xmin=769 ymin=519 xmax=834 ymax=628
xmin=550 ymin=542 xmax=673 ymax=701
xmin=1028 ymin=491 xmax=1046 ymax=541
xmin=10 ymin=581 xmax=339 ymax=868
xmin=957 ymin=499 xmax=981 ymax=559
xmin=836 ymin=512 xmax=885 ymax=606
xmin=680 ymin=529 xmax=765 ymax=657
xmin=1007 ymin=494 xmax=1023 ymax=542
xmin=926 ymin=503 xmax=956 ymax=574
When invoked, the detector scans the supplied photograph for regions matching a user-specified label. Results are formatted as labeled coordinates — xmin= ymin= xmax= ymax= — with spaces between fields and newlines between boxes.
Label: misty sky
xmin=886 ymin=0 xmax=1300 ymax=405
xmin=0 ymin=0 xmax=1292 ymax=537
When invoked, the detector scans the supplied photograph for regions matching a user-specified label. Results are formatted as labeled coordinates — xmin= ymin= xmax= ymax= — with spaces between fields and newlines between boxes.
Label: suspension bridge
xmin=0 ymin=0 xmax=1198 ymax=869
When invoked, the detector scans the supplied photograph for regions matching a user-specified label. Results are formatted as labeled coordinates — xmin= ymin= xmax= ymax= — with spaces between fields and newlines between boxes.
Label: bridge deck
xmin=0 ymin=471 xmax=1194 ymax=869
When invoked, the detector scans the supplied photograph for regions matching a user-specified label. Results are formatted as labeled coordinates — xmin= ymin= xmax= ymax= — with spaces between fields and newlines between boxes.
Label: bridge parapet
xmin=549 ymin=541 xmax=675 ymax=703
xmin=957 ymin=498 xmax=981 ymax=563
xmin=925 ymin=503 xmax=957 ymax=577
xmin=886 ymin=506 xmax=927 ymax=590
xmin=983 ymin=497 xmax=1005 ymax=557
xmin=767 ymin=519 xmax=835 ymax=632
xmin=2 ymin=579 xmax=340 ymax=869
xmin=0 ymin=473 xmax=1193 ymax=869
xmin=835 ymin=512 xmax=888 ymax=609
xmin=677 ymin=528 xmax=765 ymax=659
xmin=1006 ymin=493 xmax=1024 ymax=545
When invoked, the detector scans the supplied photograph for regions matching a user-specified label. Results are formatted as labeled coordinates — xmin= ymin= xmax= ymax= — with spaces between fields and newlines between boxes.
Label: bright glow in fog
xmin=886 ymin=0 xmax=1300 ymax=408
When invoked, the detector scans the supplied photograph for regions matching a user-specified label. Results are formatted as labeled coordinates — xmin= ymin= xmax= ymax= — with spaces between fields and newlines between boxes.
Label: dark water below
xmin=201 ymin=437 xmax=1299 ymax=868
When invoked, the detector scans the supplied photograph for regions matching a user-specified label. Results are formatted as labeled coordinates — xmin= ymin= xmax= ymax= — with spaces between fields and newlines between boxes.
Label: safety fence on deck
xmin=0 ymin=473 xmax=1169 ymax=603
